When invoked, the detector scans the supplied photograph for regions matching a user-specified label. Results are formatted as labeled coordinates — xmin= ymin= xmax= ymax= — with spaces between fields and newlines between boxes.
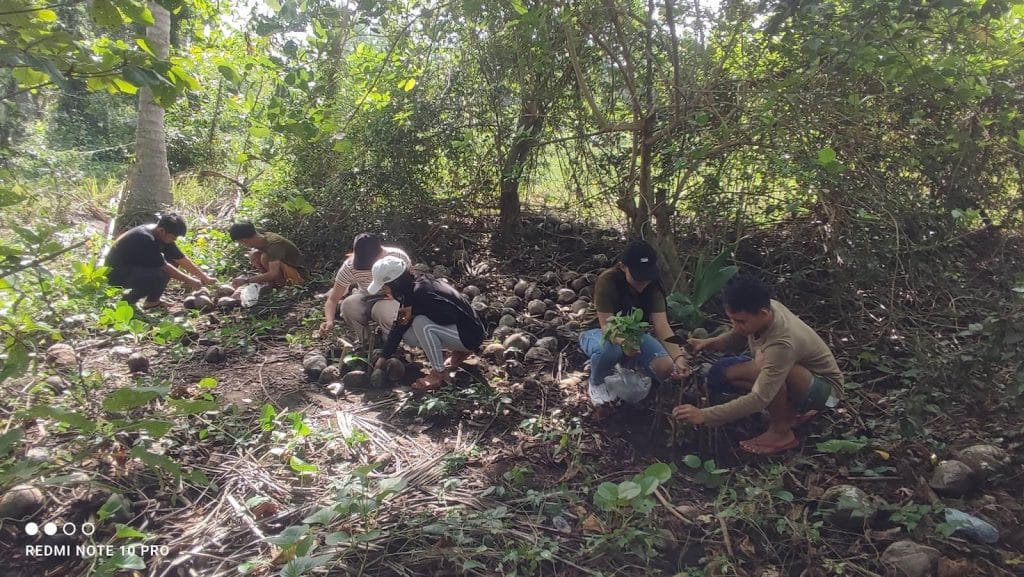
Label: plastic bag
xmin=239 ymin=283 xmax=264 ymax=308
xmin=600 ymin=364 xmax=652 ymax=404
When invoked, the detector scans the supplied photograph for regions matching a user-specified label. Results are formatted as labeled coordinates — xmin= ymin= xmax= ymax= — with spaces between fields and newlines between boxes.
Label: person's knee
xmin=340 ymin=295 xmax=362 ymax=322
xmin=651 ymin=356 xmax=673 ymax=379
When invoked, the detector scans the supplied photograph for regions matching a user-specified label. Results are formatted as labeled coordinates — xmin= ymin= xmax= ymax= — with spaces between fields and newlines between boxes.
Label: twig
xmin=654 ymin=487 xmax=694 ymax=525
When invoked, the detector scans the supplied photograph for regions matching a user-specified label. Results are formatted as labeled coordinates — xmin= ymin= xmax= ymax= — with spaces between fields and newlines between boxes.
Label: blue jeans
xmin=579 ymin=329 xmax=669 ymax=387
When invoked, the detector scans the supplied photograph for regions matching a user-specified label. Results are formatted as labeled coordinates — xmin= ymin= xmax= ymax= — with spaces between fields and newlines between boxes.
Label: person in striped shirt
xmin=319 ymin=233 xmax=412 ymax=343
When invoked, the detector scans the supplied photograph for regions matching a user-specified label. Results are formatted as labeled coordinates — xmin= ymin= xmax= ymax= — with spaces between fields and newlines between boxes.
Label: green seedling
xmin=603 ymin=309 xmax=650 ymax=353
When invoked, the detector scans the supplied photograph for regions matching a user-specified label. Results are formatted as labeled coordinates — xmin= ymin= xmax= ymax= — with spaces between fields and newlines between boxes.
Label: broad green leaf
xmin=260 ymin=404 xmax=277 ymax=431
xmin=302 ymin=505 xmax=337 ymax=525
xmin=0 ymin=341 xmax=30 ymax=383
xmin=289 ymin=456 xmax=317 ymax=475
xmin=218 ymin=64 xmax=242 ymax=86
xmin=198 ymin=377 xmax=218 ymax=389
xmin=266 ymin=524 xmax=309 ymax=546
xmin=113 ymin=419 xmax=174 ymax=438
xmin=130 ymin=446 xmax=184 ymax=479
xmin=115 ymin=0 xmax=154 ymax=25
xmin=682 ymin=454 xmax=702 ymax=469
xmin=377 ymin=476 xmax=407 ymax=497
xmin=617 ymin=480 xmax=642 ymax=500
xmin=114 ymin=524 xmax=149 ymax=539
xmin=35 ymin=9 xmax=58 ymax=21
xmin=400 ymin=78 xmax=416 ymax=91
xmin=643 ymin=462 xmax=671 ymax=483
xmin=98 ymin=494 xmax=129 ymax=521
xmin=817 ymin=147 xmax=837 ymax=165
xmin=90 ymin=0 xmax=124 ymax=27
xmin=816 ymin=437 xmax=868 ymax=454
xmin=167 ymin=398 xmax=219 ymax=415
xmin=281 ymin=554 xmax=334 ymax=577
xmin=92 ymin=551 xmax=146 ymax=576
xmin=103 ymin=387 xmax=166 ymax=412
xmin=509 ymin=0 xmax=528 ymax=15
xmin=0 ymin=428 xmax=23 ymax=458
xmin=135 ymin=38 xmax=156 ymax=57
xmin=20 ymin=406 xmax=96 ymax=432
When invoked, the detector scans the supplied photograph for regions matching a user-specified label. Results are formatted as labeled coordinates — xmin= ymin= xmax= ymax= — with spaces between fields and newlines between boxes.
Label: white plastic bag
xmin=239 ymin=283 xmax=264 ymax=308
xmin=593 ymin=364 xmax=652 ymax=405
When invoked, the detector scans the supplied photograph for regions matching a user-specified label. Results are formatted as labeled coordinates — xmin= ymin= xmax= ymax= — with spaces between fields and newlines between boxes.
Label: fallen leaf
xmin=874 ymin=449 xmax=891 ymax=460
xmin=252 ymin=501 xmax=279 ymax=520
xmin=581 ymin=514 xmax=606 ymax=534
xmin=938 ymin=558 xmax=979 ymax=577
xmin=558 ymin=464 xmax=580 ymax=483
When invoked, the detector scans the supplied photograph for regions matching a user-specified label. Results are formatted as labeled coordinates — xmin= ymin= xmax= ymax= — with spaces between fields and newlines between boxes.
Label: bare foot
xmin=412 ymin=370 xmax=445 ymax=392
xmin=794 ymin=410 xmax=819 ymax=427
xmin=739 ymin=430 xmax=798 ymax=455
xmin=444 ymin=351 xmax=471 ymax=369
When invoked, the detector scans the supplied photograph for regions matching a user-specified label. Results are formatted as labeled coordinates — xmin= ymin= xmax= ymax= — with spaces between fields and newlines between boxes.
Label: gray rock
xmin=370 ymin=369 xmax=386 ymax=388
xmin=0 ymin=485 xmax=44 ymax=519
xmin=43 ymin=376 xmax=66 ymax=393
xmin=342 ymin=370 xmax=370 ymax=388
xmin=412 ymin=263 xmax=430 ymax=274
xmin=955 ymin=444 xmax=1010 ymax=477
xmin=503 ymin=333 xmax=534 ymax=352
xmin=820 ymin=485 xmax=877 ymax=529
xmin=504 ymin=296 xmax=524 ymax=310
xmin=690 ymin=327 xmax=710 ymax=339
xmin=193 ymin=295 xmax=215 ymax=312
xmin=492 ymin=325 xmax=515 ymax=343
xmin=216 ymin=284 xmax=236 ymax=298
xmin=580 ymin=286 xmax=594 ymax=299
xmin=514 ymin=280 xmax=530 ymax=297
xmin=482 ymin=343 xmax=505 ymax=359
xmin=571 ymin=299 xmax=590 ymax=313
xmin=471 ymin=294 xmax=488 ymax=306
xmin=543 ymin=310 xmax=559 ymax=322
xmin=217 ymin=297 xmax=239 ymax=310
xmin=527 ymin=299 xmax=547 ymax=316
xmin=557 ymin=222 xmax=573 ymax=234
xmin=25 ymin=447 xmax=51 ymax=463
xmin=560 ymin=271 xmax=580 ymax=283
xmin=591 ymin=254 xmax=609 ymax=267
xmin=540 ymin=271 xmax=559 ymax=284
xmin=880 ymin=540 xmax=940 ymax=577
xmin=432 ymin=265 xmax=450 ymax=278
xmin=109 ymin=346 xmax=133 ymax=361
xmin=929 ymin=460 xmax=975 ymax=495
xmin=127 ymin=353 xmax=150 ymax=374
xmin=536 ymin=337 xmax=559 ymax=353
xmin=499 ymin=314 xmax=517 ymax=328
xmin=384 ymin=358 xmax=406 ymax=382
xmin=944 ymin=508 xmax=1000 ymax=544
xmin=45 ymin=343 xmax=77 ymax=367
xmin=319 ymin=365 xmax=341 ymax=384
xmin=325 ymin=382 xmax=345 ymax=397
xmin=526 ymin=286 xmax=545 ymax=301
xmin=483 ymin=307 xmax=502 ymax=324
xmin=525 ymin=347 xmax=554 ymax=364
xmin=570 ymin=276 xmax=590 ymax=292
xmin=557 ymin=288 xmax=576 ymax=304
xmin=471 ymin=301 xmax=487 ymax=315
xmin=302 ymin=354 xmax=327 ymax=378
xmin=204 ymin=346 xmax=226 ymax=364
xmin=463 ymin=285 xmax=481 ymax=299
xmin=183 ymin=296 xmax=198 ymax=310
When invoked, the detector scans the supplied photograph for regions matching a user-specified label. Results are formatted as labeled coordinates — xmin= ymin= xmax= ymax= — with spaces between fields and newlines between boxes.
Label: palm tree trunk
xmin=118 ymin=1 xmax=172 ymax=231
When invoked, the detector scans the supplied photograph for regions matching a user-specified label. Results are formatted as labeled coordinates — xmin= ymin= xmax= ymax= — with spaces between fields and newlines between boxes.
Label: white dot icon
xmin=43 ymin=522 xmax=57 ymax=536
xmin=25 ymin=522 xmax=38 ymax=536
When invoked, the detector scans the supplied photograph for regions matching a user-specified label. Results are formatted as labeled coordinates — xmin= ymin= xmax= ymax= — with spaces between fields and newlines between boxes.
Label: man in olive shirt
xmin=105 ymin=213 xmax=218 ymax=309
xmin=673 ymin=274 xmax=843 ymax=454
xmin=228 ymin=221 xmax=306 ymax=287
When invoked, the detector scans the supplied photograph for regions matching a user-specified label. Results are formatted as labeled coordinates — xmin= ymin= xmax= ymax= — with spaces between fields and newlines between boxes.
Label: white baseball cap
xmin=366 ymin=255 xmax=407 ymax=295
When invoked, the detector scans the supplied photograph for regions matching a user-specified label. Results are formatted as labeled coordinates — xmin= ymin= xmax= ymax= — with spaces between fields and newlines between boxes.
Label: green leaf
xmin=218 ymin=64 xmax=243 ymax=86
xmin=281 ymin=554 xmax=334 ymax=577
xmin=0 ymin=428 xmax=23 ymax=458
xmin=92 ymin=551 xmax=145 ymax=576
xmin=260 ymin=404 xmax=277 ymax=431
xmin=103 ymin=387 xmax=166 ymax=412
xmin=682 ymin=454 xmax=702 ymax=469
xmin=19 ymin=406 xmax=96 ymax=433
xmin=816 ymin=437 xmax=868 ymax=454
xmin=289 ymin=456 xmax=317 ymax=475
xmin=509 ymin=0 xmax=528 ymax=15
xmin=594 ymin=482 xmax=619 ymax=510
xmin=198 ymin=377 xmax=218 ymax=389
xmin=617 ymin=480 xmax=642 ymax=500
xmin=35 ymin=9 xmax=58 ymax=21
xmin=266 ymin=524 xmax=309 ymax=546
xmin=400 ymin=78 xmax=416 ymax=91
xmin=116 ymin=0 xmax=154 ymax=25
xmin=325 ymin=532 xmax=350 ymax=546
xmin=0 ymin=341 xmax=30 ymax=383
xmin=98 ymin=494 xmax=129 ymax=521
xmin=114 ymin=524 xmax=149 ymax=539
xmin=113 ymin=419 xmax=174 ymax=438
xmin=130 ymin=446 xmax=185 ymax=480
xmin=302 ymin=505 xmax=338 ymax=525
xmin=643 ymin=462 xmax=671 ymax=484
xmin=167 ymin=398 xmax=219 ymax=415
xmin=817 ymin=147 xmax=837 ymax=165
xmin=135 ymin=38 xmax=156 ymax=57
xmin=90 ymin=0 xmax=124 ymax=27
xmin=377 ymin=476 xmax=407 ymax=497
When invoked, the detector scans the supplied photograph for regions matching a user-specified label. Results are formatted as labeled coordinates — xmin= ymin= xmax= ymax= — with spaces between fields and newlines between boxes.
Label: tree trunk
xmin=118 ymin=1 xmax=172 ymax=232
xmin=498 ymin=99 xmax=546 ymax=236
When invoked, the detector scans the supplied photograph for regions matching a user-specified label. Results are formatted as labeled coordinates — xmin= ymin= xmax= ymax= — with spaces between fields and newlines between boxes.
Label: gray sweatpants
xmin=340 ymin=289 xmax=400 ymax=341
xmin=401 ymin=315 xmax=470 ymax=372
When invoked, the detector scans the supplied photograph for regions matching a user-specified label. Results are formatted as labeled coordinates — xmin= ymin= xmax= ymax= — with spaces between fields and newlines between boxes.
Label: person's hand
xmin=201 ymin=274 xmax=219 ymax=286
xmin=688 ymin=337 xmax=714 ymax=353
xmin=231 ymin=276 xmax=248 ymax=288
xmin=319 ymin=320 xmax=334 ymax=335
xmin=670 ymin=356 xmax=691 ymax=380
xmin=187 ymin=278 xmax=203 ymax=290
xmin=672 ymin=404 xmax=705 ymax=425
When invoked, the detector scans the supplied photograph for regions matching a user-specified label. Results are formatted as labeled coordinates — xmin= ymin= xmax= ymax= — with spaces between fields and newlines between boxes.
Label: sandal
xmin=140 ymin=299 xmax=171 ymax=310
xmin=444 ymin=351 xmax=471 ymax=369
xmin=739 ymin=437 xmax=800 ymax=455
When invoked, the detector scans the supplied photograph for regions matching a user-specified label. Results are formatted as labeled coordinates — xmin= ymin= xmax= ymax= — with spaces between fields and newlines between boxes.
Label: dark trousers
xmin=108 ymin=266 xmax=169 ymax=304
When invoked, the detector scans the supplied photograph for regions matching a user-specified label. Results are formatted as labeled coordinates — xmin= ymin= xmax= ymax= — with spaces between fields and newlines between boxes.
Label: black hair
xmin=229 ymin=221 xmax=258 ymax=241
xmin=385 ymin=271 xmax=416 ymax=304
xmin=156 ymin=213 xmax=187 ymax=236
xmin=723 ymin=274 xmax=771 ymax=314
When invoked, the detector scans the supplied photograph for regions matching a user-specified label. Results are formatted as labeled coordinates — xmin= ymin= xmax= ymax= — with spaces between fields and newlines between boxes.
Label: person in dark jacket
xmin=367 ymin=256 xmax=485 ymax=391
xmin=105 ymin=213 xmax=217 ymax=309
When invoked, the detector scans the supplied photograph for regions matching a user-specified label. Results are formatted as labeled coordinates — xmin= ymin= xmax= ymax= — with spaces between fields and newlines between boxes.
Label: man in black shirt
xmin=105 ymin=213 xmax=217 ymax=308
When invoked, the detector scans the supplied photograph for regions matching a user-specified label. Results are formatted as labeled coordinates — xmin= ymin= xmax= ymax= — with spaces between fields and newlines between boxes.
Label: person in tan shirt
xmin=673 ymin=274 xmax=843 ymax=454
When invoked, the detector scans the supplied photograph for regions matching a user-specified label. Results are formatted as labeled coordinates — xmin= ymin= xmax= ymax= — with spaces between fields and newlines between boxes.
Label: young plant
xmin=603 ymin=309 xmax=649 ymax=353
xmin=667 ymin=247 xmax=738 ymax=329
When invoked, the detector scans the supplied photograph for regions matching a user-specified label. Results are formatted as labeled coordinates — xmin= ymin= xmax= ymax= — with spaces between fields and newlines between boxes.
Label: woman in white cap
xmin=367 ymin=256 xmax=486 ymax=391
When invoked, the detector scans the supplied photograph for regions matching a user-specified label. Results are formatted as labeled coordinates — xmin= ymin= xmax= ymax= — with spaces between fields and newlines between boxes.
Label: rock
xmin=109 ymin=346 xmax=133 ymax=361
xmin=543 ymin=310 xmax=559 ymax=322
xmin=527 ymin=299 xmax=547 ymax=316
xmin=540 ymin=271 xmax=559 ymax=284
xmin=591 ymin=254 xmax=609 ymax=267
xmin=217 ymin=297 xmax=239 ymax=310
xmin=557 ymin=288 xmax=576 ymax=304
xmin=955 ymin=444 xmax=1010 ymax=477
xmin=881 ymin=540 xmax=940 ymax=577
xmin=216 ymin=284 xmax=236 ymax=298
xmin=471 ymin=301 xmax=487 ymax=315
xmin=194 ymin=287 xmax=210 ymax=298
xmin=503 ymin=333 xmax=534 ymax=352
xmin=319 ymin=365 xmax=341 ymax=384
xmin=302 ymin=354 xmax=327 ymax=379
xmin=505 ymin=359 xmax=526 ymax=378
xmin=483 ymin=307 xmax=502 ymax=324
xmin=820 ymin=485 xmax=877 ymax=529
xmin=127 ymin=353 xmax=150 ymax=374
xmin=371 ymin=368 xmax=387 ymax=387
xmin=690 ymin=327 xmax=709 ymax=339
xmin=0 ymin=485 xmax=44 ymax=519
xmin=580 ymin=286 xmax=594 ymax=299
xmin=514 ymin=280 xmax=530 ymax=298
xmin=571 ymin=299 xmax=590 ymax=313
xmin=193 ymin=295 xmax=215 ymax=313
xmin=929 ymin=460 xmax=975 ymax=495
xmin=463 ymin=285 xmax=481 ymax=299
xmin=342 ymin=370 xmax=370 ymax=388
xmin=472 ymin=294 xmax=488 ymax=306
xmin=325 ymin=382 xmax=344 ymax=397
xmin=432 ymin=265 xmax=450 ymax=278
xmin=504 ymin=295 xmax=524 ymax=310
xmin=492 ymin=325 xmax=514 ymax=343
xmin=25 ymin=447 xmax=51 ymax=463
xmin=43 ymin=375 xmax=67 ymax=393
xmin=499 ymin=314 xmax=517 ymax=328
xmin=384 ymin=358 xmax=406 ymax=382
xmin=536 ymin=337 xmax=559 ymax=353
xmin=204 ymin=346 xmax=226 ymax=364
xmin=183 ymin=296 xmax=198 ymax=310
xmin=45 ymin=343 xmax=77 ymax=367
xmin=943 ymin=508 xmax=1000 ymax=544
xmin=526 ymin=286 xmax=545 ymax=301
xmin=525 ymin=347 xmax=554 ymax=364
xmin=483 ymin=343 xmax=505 ymax=359
xmin=570 ymin=276 xmax=589 ymax=292
xmin=412 ymin=263 xmax=430 ymax=274
xmin=557 ymin=222 xmax=573 ymax=234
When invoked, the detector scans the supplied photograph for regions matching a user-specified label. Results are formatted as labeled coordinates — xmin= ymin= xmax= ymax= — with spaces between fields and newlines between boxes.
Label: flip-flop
xmin=794 ymin=410 xmax=819 ymax=427
xmin=739 ymin=437 xmax=800 ymax=455
xmin=140 ymin=300 xmax=171 ymax=310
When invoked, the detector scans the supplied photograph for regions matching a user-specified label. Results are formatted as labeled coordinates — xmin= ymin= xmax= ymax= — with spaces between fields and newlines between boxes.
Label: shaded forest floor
xmin=2 ymin=214 xmax=1023 ymax=577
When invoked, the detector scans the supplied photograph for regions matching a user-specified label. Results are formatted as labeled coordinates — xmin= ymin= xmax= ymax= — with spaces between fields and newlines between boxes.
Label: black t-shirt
xmin=105 ymin=224 xmax=185 ymax=270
